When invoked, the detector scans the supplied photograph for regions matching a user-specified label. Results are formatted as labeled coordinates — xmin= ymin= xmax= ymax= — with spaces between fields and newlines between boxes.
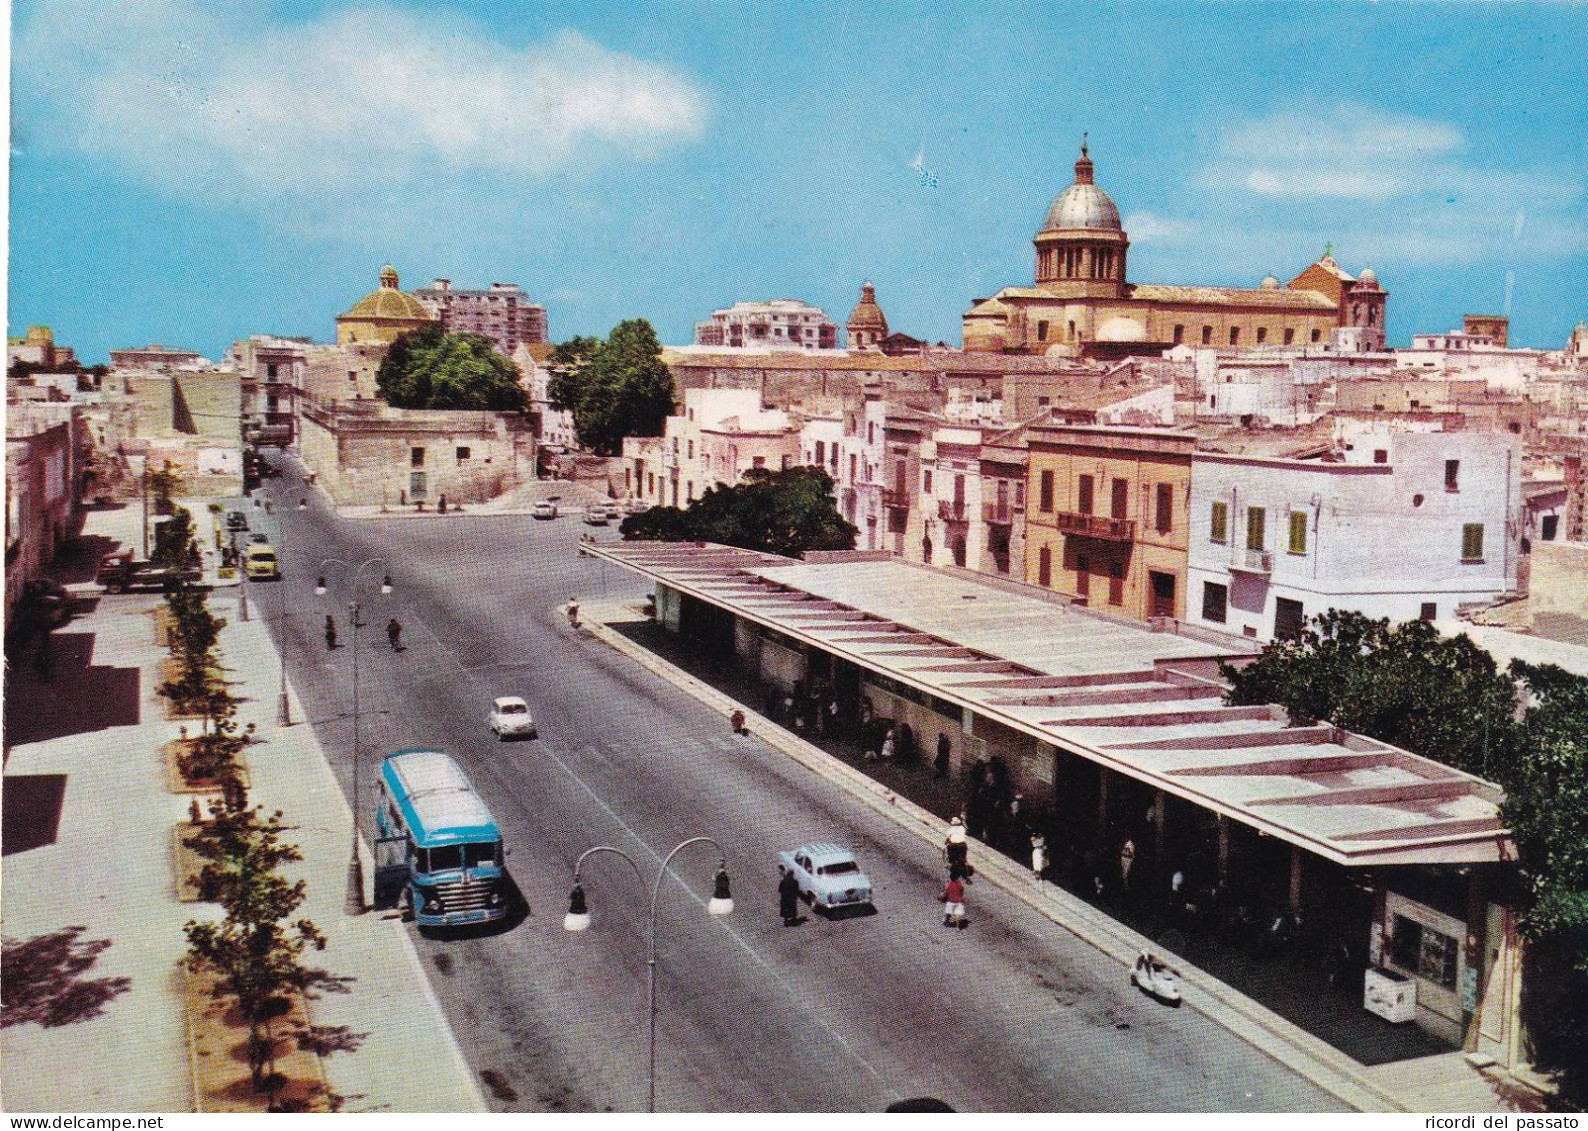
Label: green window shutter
xmin=1247 ymin=507 xmax=1266 ymax=552
xmin=1210 ymin=501 xmax=1227 ymax=543
xmin=1462 ymin=524 xmax=1484 ymax=561
xmin=1289 ymin=510 xmax=1307 ymax=555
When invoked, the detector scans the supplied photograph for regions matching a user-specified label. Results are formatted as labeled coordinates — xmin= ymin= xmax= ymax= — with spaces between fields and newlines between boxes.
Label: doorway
xmin=1149 ymin=571 xmax=1176 ymax=618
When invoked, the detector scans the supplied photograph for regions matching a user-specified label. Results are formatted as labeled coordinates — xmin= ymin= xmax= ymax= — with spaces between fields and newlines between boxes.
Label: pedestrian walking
xmin=1119 ymin=837 xmax=1137 ymax=892
xmin=566 ymin=598 xmax=580 ymax=628
xmin=1030 ymin=832 xmax=1047 ymax=879
xmin=779 ymin=867 xmax=802 ymax=927
xmin=935 ymin=732 xmax=951 ymax=778
xmin=944 ymin=816 xmax=970 ymax=882
xmin=387 ymin=617 xmax=403 ymax=652
xmin=324 ymin=614 xmax=338 ymax=650
xmin=939 ymin=875 xmax=967 ymax=928
xmin=879 ymin=726 xmax=896 ymax=761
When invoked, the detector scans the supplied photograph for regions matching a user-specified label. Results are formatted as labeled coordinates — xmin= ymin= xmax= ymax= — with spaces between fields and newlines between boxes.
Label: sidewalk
xmin=579 ymin=598 xmax=1544 ymax=1116
xmin=2 ymin=504 xmax=484 ymax=1113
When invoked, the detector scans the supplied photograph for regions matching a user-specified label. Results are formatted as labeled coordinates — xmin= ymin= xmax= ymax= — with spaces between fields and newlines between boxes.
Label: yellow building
xmin=964 ymin=145 xmax=1387 ymax=356
xmin=335 ymin=264 xmax=436 ymax=345
xmin=1024 ymin=424 xmax=1195 ymax=623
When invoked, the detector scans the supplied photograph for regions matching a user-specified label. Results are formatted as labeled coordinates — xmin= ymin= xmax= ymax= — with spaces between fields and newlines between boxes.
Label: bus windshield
xmin=420 ymin=842 xmax=501 ymax=873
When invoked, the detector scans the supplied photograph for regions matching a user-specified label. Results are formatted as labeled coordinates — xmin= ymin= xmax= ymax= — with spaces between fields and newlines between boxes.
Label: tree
xmin=548 ymin=321 xmax=676 ymax=455
xmin=620 ymin=466 xmax=857 ymax=557
xmin=375 ymin=325 xmax=527 ymax=413
xmin=1223 ymin=614 xmax=1588 ymax=1100
xmin=184 ymin=801 xmax=325 ymax=1100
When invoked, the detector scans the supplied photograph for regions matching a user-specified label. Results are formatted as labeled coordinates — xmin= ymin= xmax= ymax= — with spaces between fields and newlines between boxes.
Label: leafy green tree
xmin=620 ymin=466 xmax=857 ymax=556
xmin=375 ymin=325 xmax=527 ymax=413
xmin=548 ymin=321 xmax=676 ymax=455
xmin=184 ymin=801 xmax=326 ymax=1099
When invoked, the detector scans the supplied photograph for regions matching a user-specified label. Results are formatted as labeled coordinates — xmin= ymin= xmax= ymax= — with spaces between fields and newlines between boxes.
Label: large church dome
xmin=344 ymin=264 xmax=432 ymax=321
xmin=1040 ymin=144 xmax=1122 ymax=233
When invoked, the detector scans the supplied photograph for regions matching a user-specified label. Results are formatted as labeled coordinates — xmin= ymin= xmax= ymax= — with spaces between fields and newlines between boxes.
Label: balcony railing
xmin=982 ymin=501 xmax=1014 ymax=525
xmin=1232 ymin=547 xmax=1274 ymax=574
xmin=939 ymin=500 xmax=969 ymax=522
xmin=1053 ymin=511 xmax=1136 ymax=542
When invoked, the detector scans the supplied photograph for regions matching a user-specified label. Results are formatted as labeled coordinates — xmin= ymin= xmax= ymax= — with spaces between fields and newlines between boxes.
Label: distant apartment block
xmin=694 ymin=299 xmax=839 ymax=351
xmin=412 ymin=278 xmax=548 ymax=357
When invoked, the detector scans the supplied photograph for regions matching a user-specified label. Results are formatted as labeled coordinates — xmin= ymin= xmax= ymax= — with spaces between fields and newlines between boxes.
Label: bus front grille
xmin=435 ymin=878 xmax=496 ymax=913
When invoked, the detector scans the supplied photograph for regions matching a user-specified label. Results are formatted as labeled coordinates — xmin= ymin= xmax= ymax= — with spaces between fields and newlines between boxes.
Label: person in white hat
xmin=944 ymin=816 xmax=970 ymax=881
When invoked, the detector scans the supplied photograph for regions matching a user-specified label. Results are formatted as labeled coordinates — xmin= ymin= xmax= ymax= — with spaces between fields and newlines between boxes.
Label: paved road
xmin=252 ymin=453 xmax=1345 ymax=1113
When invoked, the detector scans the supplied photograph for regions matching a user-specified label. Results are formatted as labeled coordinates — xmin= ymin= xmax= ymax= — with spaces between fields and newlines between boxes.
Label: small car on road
xmin=244 ymin=544 xmax=280 ymax=581
xmin=1130 ymin=950 xmax=1182 ymax=1004
xmin=248 ymin=532 xmax=270 ymax=544
xmin=777 ymin=843 xmax=874 ymax=915
xmin=623 ymin=498 xmax=650 ymax=515
xmin=582 ymin=506 xmax=609 ymax=526
xmin=531 ymin=501 xmax=558 ymax=520
xmin=488 ymin=696 xmax=538 ymax=740
xmin=226 ymin=511 xmax=249 ymax=532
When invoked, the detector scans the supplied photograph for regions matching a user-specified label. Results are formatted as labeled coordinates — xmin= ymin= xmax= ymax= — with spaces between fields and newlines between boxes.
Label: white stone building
xmin=1186 ymin=430 xmax=1522 ymax=642
xmin=693 ymin=299 xmax=839 ymax=351
xmin=627 ymin=388 xmax=800 ymax=509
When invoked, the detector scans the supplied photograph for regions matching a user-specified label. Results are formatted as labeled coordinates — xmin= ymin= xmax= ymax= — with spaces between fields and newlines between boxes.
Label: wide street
xmin=251 ymin=452 xmax=1345 ymax=1113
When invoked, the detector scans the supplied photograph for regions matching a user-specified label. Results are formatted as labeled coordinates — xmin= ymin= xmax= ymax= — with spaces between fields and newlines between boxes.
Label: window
xmin=1256 ymin=327 xmax=1267 ymax=344
xmin=1155 ymin=483 xmax=1173 ymax=533
xmin=1068 ymin=320 xmax=1077 ymax=342
xmin=1246 ymin=506 xmax=1266 ymax=551
xmin=1173 ymin=325 xmax=1185 ymax=344
xmin=1202 ymin=325 xmax=1213 ymax=345
xmin=1037 ymin=320 xmax=1049 ymax=342
xmin=923 ymin=470 xmax=933 ymax=495
xmin=849 ymin=454 xmax=857 ymax=481
xmin=1311 ymin=328 xmax=1322 ymax=343
xmin=1037 ymin=396 xmax=1051 ymax=408
xmin=456 ymin=446 xmax=471 ymax=461
xmin=1078 ymin=474 xmax=1094 ymax=515
xmin=686 ymin=482 xmax=694 ymax=502
xmin=1202 ymin=582 xmax=1228 ymax=623
xmin=1210 ymin=501 xmax=1228 ymax=544
xmin=1274 ymin=597 xmax=1305 ymax=641
xmin=687 ymin=440 xmax=695 ymax=459
xmin=1373 ymin=449 xmax=1388 ymax=464
xmin=1462 ymin=523 xmax=1484 ymax=562
xmin=752 ymin=456 xmax=765 ymax=469
xmin=1542 ymin=515 xmax=1559 ymax=541
xmin=868 ymin=423 xmax=875 ymax=443
xmin=1111 ymin=478 xmax=1128 ymax=520
xmin=410 ymin=447 xmax=425 ymax=468
xmin=1283 ymin=328 xmax=1295 ymax=345
xmin=1445 ymin=459 xmax=1460 ymax=492
xmin=1288 ymin=510 xmax=1307 ymax=555
xmin=1037 ymin=544 xmax=1052 ymax=587
xmin=1421 ymin=602 xmax=1438 ymax=621
xmin=1076 ymin=555 xmax=1090 ymax=597
xmin=1108 ymin=563 xmax=1124 ymax=606
xmin=1039 ymin=470 xmax=1055 ymax=513
xmin=1229 ymin=327 xmax=1240 ymax=346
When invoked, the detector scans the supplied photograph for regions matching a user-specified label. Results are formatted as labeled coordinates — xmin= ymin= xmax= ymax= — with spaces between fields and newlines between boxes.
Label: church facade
xmin=962 ymin=145 xmax=1387 ymax=357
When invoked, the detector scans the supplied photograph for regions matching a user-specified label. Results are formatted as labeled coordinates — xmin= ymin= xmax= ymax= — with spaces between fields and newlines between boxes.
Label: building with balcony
xmin=1186 ymin=430 xmax=1522 ymax=642
xmin=629 ymin=388 xmax=801 ymax=509
xmin=412 ymin=278 xmax=548 ymax=357
xmin=229 ymin=336 xmax=309 ymax=445
xmin=693 ymin=299 xmax=839 ymax=352
xmin=1025 ymin=424 xmax=1196 ymax=621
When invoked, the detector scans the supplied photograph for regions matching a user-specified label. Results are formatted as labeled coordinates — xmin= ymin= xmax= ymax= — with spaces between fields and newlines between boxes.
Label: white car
xmin=624 ymin=499 xmax=650 ymax=515
xmin=531 ymin=501 xmax=558 ymax=520
xmin=777 ymin=843 xmax=874 ymax=915
xmin=1130 ymin=950 xmax=1182 ymax=1004
xmin=488 ymin=696 xmax=537 ymax=740
xmin=582 ymin=506 xmax=609 ymax=526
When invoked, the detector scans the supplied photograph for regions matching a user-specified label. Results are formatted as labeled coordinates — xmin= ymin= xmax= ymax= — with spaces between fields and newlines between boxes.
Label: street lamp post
xmin=563 ymin=837 xmax=734 ymax=1112
xmin=317 ymin=556 xmax=393 ymax=915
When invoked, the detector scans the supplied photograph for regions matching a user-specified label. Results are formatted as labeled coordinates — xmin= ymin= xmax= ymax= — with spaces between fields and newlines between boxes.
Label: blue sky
xmin=9 ymin=1 xmax=1587 ymax=363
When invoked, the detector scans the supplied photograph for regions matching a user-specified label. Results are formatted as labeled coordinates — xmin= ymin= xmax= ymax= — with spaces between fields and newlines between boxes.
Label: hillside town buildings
xmin=694 ymin=299 xmax=839 ymax=351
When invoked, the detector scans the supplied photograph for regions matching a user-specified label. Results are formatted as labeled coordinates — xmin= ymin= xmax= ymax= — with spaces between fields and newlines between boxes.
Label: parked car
xmin=248 ymin=532 xmax=270 ymax=544
xmin=601 ymin=501 xmax=623 ymax=521
xmin=582 ymin=506 xmax=609 ymax=526
xmin=531 ymin=501 xmax=558 ymax=520
xmin=777 ymin=843 xmax=874 ymax=914
xmin=488 ymin=696 xmax=537 ymax=740
xmin=1130 ymin=950 xmax=1182 ymax=1004
xmin=244 ymin=545 xmax=280 ymax=581
xmin=96 ymin=549 xmax=201 ymax=592
xmin=623 ymin=499 xmax=650 ymax=515
xmin=226 ymin=511 xmax=249 ymax=532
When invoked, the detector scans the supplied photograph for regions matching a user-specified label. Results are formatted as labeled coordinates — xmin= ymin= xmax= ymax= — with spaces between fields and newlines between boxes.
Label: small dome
xmin=342 ymin=264 xmax=433 ymax=322
xmin=1040 ymin=144 xmax=1122 ymax=233
xmin=1357 ymin=267 xmax=1379 ymax=286
xmin=1261 ymin=275 xmax=1280 ymax=289
xmin=847 ymin=281 xmax=888 ymax=332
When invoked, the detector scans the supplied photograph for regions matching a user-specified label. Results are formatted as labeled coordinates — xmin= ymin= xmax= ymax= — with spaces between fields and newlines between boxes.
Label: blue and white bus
xmin=375 ymin=749 xmax=508 ymax=927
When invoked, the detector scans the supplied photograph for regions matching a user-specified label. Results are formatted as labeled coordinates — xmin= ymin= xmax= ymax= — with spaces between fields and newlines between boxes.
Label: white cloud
xmin=1120 ymin=211 xmax=1197 ymax=244
xmin=17 ymin=0 xmax=709 ymax=203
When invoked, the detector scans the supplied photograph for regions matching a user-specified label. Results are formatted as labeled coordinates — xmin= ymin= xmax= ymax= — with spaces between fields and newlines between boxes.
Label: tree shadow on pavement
xmin=3 ymin=631 xmax=142 ymax=755
xmin=1 ymin=926 xmax=132 ymax=1028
